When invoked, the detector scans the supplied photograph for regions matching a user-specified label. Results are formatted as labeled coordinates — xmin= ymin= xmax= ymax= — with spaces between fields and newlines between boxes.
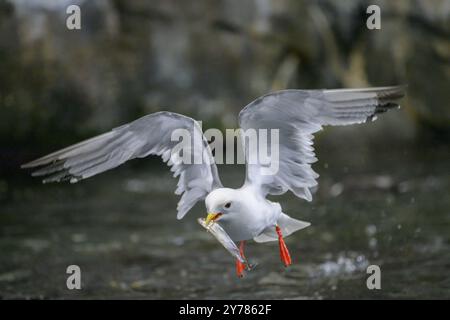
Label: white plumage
xmin=22 ymin=86 xmax=404 ymax=247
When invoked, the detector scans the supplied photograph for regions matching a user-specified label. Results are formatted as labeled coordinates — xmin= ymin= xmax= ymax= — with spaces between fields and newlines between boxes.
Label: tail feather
xmin=253 ymin=213 xmax=310 ymax=243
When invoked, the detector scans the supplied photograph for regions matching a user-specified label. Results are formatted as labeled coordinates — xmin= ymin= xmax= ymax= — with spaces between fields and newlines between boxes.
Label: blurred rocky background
xmin=0 ymin=0 xmax=449 ymax=173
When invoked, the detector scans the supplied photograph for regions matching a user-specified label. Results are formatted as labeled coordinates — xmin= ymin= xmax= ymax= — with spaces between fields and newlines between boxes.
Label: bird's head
xmin=204 ymin=188 xmax=242 ymax=225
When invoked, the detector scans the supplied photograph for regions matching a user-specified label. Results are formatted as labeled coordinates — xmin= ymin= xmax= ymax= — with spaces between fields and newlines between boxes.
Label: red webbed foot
xmin=236 ymin=241 xmax=246 ymax=278
xmin=276 ymin=225 xmax=292 ymax=267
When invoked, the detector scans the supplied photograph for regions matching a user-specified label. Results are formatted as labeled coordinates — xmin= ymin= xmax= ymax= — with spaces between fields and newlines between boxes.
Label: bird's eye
xmin=224 ymin=202 xmax=231 ymax=209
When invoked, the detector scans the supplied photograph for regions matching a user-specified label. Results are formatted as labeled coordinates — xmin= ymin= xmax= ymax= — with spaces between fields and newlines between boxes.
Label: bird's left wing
xmin=239 ymin=86 xmax=405 ymax=201
xmin=21 ymin=111 xmax=222 ymax=219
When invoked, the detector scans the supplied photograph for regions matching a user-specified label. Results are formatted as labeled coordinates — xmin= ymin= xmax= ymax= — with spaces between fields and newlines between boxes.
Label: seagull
xmin=22 ymin=86 xmax=404 ymax=277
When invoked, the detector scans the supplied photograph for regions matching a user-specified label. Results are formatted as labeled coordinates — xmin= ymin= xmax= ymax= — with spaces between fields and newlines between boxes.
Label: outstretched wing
xmin=239 ymin=86 xmax=405 ymax=201
xmin=21 ymin=111 xmax=223 ymax=219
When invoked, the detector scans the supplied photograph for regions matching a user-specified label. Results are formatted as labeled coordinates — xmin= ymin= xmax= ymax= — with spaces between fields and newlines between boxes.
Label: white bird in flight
xmin=22 ymin=86 xmax=404 ymax=277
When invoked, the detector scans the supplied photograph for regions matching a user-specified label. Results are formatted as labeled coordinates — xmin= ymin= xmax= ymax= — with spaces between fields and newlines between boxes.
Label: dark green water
xmin=1 ymin=141 xmax=449 ymax=299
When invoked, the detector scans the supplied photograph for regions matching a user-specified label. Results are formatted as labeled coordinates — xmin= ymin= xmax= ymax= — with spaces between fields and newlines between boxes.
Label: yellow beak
xmin=205 ymin=212 xmax=222 ymax=225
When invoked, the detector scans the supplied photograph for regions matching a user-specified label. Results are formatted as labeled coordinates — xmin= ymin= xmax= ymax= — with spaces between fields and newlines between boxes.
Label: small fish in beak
xmin=198 ymin=218 xmax=254 ymax=271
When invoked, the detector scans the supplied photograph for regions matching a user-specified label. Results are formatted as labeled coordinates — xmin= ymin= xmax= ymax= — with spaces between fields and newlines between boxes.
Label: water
xmin=1 ymin=142 xmax=449 ymax=299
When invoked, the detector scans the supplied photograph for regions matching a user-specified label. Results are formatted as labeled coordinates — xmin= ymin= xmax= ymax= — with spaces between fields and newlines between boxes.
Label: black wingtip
xmin=378 ymin=85 xmax=407 ymax=101
xmin=366 ymin=86 xmax=405 ymax=123
xmin=375 ymin=102 xmax=399 ymax=114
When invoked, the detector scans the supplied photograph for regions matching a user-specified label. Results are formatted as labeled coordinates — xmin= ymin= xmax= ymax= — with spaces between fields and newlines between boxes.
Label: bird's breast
xmin=218 ymin=201 xmax=280 ymax=242
xmin=218 ymin=219 xmax=263 ymax=242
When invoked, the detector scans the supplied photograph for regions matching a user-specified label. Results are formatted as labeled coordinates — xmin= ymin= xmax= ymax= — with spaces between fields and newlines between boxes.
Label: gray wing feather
xmin=239 ymin=85 xmax=405 ymax=200
xmin=22 ymin=111 xmax=223 ymax=219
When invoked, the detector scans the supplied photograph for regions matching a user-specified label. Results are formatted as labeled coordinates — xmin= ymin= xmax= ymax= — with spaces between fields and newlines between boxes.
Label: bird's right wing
xmin=21 ymin=112 xmax=223 ymax=219
xmin=239 ymin=86 xmax=405 ymax=201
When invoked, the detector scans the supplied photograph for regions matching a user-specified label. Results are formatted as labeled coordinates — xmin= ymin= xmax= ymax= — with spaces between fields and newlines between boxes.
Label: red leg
xmin=276 ymin=226 xmax=292 ymax=267
xmin=235 ymin=241 xmax=246 ymax=278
